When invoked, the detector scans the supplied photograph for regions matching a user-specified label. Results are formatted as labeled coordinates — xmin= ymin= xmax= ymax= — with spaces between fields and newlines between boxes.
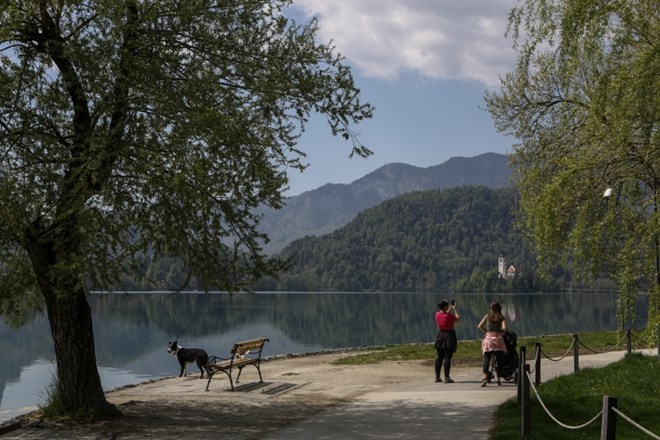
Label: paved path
xmin=263 ymin=350 xmax=643 ymax=440
xmin=1 ymin=350 xmax=650 ymax=439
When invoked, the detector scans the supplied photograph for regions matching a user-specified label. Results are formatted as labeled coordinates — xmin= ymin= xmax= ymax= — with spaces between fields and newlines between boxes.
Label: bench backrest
xmin=230 ymin=337 xmax=269 ymax=360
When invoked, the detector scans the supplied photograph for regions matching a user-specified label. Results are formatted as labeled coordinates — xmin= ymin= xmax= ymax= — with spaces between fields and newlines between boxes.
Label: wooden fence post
xmin=573 ymin=334 xmax=579 ymax=372
xmin=534 ymin=342 xmax=541 ymax=386
xmin=521 ymin=364 xmax=531 ymax=440
xmin=518 ymin=345 xmax=526 ymax=406
xmin=600 ymin=396 xmax=618 ymax=440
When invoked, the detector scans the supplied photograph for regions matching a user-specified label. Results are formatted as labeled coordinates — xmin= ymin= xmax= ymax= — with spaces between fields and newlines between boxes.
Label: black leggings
xmin=435 ymin=347 xmax=454 ymax=378
xmin=482 ymin=351 xmax=504 ymax=375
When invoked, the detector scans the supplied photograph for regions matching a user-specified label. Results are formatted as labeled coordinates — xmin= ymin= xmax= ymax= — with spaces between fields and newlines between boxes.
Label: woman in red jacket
xmin=434 ymin=299 xmax=461 ymax=383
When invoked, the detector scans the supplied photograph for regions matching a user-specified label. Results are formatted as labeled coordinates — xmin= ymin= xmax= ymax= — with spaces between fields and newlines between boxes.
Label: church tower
xmin=498 ymin=254 xmax=506 ymax=279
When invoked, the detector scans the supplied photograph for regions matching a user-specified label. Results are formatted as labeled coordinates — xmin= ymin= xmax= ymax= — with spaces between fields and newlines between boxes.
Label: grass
xmin=491 ymin=353 xmax=659 ymax=440
xmin=331 ymin=331 xmax=634 ymax=366
xmin=331 ymin=331 xmax=658 ymax=440
xmin=38 ymin=375 xmax=121 ymax=423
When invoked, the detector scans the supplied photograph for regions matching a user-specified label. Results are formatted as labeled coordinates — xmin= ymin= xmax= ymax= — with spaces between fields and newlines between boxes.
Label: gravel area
xmin=1 ymin=350 xmax=437 ymax=439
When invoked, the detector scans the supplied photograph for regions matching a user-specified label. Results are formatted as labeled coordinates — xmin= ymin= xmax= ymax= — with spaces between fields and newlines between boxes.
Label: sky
xmin=284 ymin=0 xmax=519 ymax=196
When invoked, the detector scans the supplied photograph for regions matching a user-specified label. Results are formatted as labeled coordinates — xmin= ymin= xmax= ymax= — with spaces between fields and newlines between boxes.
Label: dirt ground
xmin=5 ymin=350 xmax=437 ymax=439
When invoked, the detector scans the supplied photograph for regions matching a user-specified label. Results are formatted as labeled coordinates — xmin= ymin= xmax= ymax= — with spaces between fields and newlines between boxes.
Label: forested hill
xmin=254 ymin=186 xmax=565 ymax=293
xmin=257 ymin=152 xmax=511 ymax=254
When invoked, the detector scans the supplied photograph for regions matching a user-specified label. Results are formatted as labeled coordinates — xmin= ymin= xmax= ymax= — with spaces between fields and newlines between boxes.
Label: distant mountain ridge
xmin=259 ymin=152 xmax=511 ymax=254
xmin=254 ymin=186 xmax=555 ymax=293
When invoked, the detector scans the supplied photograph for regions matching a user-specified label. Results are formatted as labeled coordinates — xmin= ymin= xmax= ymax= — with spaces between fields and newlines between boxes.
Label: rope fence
xmin=611 ymin=407 xmax=660 ymax=440
xmin=525 ymin=370 xmax=603 ymax=430
xmin=577 ymin=331 xmax=629 ymax=355
xmin=539 ymin=337 xmax=575 ymax=362
xmin=516 ymin=329 xmax=659 ymax=439
xmin=522 ymin=329 xmax=651 ymax=387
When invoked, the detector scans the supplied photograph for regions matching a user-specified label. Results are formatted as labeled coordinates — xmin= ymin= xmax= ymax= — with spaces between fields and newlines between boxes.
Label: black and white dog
xmin=167 ymin=341 xmax=209 ymax=378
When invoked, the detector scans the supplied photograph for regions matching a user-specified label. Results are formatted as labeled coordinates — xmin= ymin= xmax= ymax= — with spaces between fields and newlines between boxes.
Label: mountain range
xmin=254 ymin=185 xmax=566 ymax=293
xmin=258 ymin=152 xmax=512 ymax=254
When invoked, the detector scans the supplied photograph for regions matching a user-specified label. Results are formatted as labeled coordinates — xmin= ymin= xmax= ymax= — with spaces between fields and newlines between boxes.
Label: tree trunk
xmin=26 ymin=223 xmax=116 ymax=418
xmin=43 ymin=285 xmax=115 ymax=415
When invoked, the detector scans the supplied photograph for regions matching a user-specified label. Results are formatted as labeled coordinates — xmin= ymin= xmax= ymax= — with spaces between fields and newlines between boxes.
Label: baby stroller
xmin=488 ymin=331 xmax=519 ymax=384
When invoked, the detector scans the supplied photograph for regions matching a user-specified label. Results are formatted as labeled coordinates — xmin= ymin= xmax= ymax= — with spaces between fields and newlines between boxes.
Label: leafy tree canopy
xmin=0 ymin=0 xmax=372 ymax=417
xmin=485 ymin=0 xmax=659 ymax=331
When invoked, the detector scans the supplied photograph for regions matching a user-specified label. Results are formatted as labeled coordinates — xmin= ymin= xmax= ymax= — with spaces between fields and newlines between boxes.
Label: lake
xmin=0 ymin=291 xmax=649 ymax=423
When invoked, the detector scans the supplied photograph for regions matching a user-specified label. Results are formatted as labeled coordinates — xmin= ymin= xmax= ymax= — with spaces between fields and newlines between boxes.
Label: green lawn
xmin=491 ymin=353 xmax=659 ymax=440
xmin=331 ymin=331 xmax=634 ymax=366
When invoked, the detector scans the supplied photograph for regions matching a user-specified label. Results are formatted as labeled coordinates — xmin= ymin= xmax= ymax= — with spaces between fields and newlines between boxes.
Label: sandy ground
xmin=2 ymin=350 xmax=441 ymax=439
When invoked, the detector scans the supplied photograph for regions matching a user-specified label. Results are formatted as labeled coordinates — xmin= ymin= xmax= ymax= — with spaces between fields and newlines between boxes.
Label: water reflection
xmin=0 ymin=291 xmax=648 ymax=422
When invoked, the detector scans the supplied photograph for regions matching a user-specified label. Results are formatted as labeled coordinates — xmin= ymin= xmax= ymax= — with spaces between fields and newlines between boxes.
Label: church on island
xmin=498 ymin=254 xmax=517 ymax=279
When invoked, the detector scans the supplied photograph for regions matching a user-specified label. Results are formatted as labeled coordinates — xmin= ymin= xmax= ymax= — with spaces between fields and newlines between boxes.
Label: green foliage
xmin=255 ymin=186 xmax=575 ymax=292
xmin=485 ymin=0 xmax=659 ymax=331
xmin=491 ymin=353 xmax=660 ymax=440
xmin=0 ymin=0 xmax=371 ymax=416
xmin=0 ymin=0 xmax=373 ymax=304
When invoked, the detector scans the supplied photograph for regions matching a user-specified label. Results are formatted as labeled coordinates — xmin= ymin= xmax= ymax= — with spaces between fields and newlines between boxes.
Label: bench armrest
xmin=207 ymin=355 xmax=231 ymax=364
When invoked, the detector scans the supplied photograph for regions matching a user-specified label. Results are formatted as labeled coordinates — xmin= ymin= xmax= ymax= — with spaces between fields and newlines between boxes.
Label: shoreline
xmin=0 ymin=348 xmax=437 ymax=439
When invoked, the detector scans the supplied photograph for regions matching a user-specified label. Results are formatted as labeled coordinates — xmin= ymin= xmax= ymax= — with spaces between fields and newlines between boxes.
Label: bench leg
xmin=233 ymin=363 xmax=264 ymax=389
xmin=205 ymin=368 xmax=235 ymax=391
xmin=235 ymin=365 xmax=244 ymax=386
xmin=227 ymin=373 xmax=235 ymax=391
xmin=243 ymin=363 xmax=264 ymax=383
xmin=205 ymin=372 xmax=213 ymax=392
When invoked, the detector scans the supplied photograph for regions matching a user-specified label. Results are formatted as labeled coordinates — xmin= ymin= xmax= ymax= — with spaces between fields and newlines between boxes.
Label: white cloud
xmin=291 ymin=0 xmax=517 ymax=86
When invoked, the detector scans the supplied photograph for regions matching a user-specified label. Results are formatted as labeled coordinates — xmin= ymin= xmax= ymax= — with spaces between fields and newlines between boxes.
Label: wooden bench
xmin=204 ymin=337 xmax=270 ymax=391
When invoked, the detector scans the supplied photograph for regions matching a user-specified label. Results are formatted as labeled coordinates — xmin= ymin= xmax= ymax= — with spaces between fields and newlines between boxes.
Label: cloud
xmin=291 ymin=0 xmax=517 ymax=86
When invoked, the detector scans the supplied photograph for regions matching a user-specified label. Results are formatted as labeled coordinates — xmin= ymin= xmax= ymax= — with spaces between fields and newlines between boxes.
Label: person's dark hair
xmin=487 ymin=302 xmax=504 ymax=322
xmin=438 ymin=300 xmax=449 ymax=310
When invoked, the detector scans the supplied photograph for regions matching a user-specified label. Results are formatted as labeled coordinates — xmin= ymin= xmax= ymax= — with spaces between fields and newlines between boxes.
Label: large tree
xmin=486 ymin=0 xmax=658 ymax=334
xmin=0 ymin=0 xmax=372 ymax=418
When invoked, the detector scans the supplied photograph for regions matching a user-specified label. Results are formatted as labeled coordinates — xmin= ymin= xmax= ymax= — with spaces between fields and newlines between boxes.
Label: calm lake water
xmin=0 ymin=291 xmax=649 ymax=422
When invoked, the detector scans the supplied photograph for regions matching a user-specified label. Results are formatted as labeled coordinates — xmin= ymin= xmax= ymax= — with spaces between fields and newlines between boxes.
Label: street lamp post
xmin=653 ymin=177 xmax=660 ymax=355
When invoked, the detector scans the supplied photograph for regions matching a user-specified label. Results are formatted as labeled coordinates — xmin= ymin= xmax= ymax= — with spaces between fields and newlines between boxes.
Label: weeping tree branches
xmin=486 ymin=0 xmax=659 ymax=332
